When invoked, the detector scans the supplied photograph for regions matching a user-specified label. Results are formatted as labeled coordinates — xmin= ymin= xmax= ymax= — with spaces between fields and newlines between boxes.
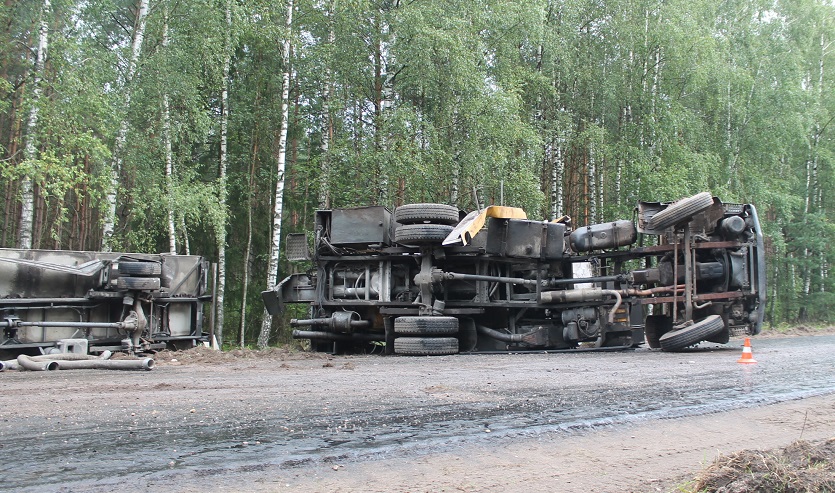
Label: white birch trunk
xmin=318 ymin=1 xmax=334 ymax=209
xmin=102 ymin=0 xmax=150 ymax=252
xmin=597 ymin=153 xmax=603 ymax=223
xmin=19 ymin=0 xmax=50 ymax=250
xmin=726 ymin=80 xmax=734 ymax=187
xmin=450 ymin=160 xmax=460 ymax=206
xmin=162 ymin=13 xmax=176 ymax=255
xmin=817 ymin=33 xmax=827 ymax=292
xmin=258 ymin=0 xmax=294 ymax=348
xmin=588 ymin=143 xmax=596 ymax=223
xmin=556 ymin=138 xmax=564 ymax=216
xmin=164 ymin=90 xmax=176 ymax=254
xmin=215 ymin=0 xmax=232 ymax=348
xmin=547 ymin=144 xmax=556 ymax=220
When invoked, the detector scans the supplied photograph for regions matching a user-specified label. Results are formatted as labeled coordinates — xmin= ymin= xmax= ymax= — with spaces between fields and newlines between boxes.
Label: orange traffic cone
xmin=737 ymin=337 xmax=757 ymax=364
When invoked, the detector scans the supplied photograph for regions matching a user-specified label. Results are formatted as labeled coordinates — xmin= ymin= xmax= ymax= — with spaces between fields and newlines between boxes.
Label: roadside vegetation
xmin=679 ymin=438 xmax=835 ymax=493
xmin=1 ymin=0 xmax=834 ymax=346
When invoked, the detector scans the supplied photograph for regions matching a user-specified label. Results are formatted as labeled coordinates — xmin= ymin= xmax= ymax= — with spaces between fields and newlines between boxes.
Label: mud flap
xmin=261 ymin=288 xmax=283 ymax=315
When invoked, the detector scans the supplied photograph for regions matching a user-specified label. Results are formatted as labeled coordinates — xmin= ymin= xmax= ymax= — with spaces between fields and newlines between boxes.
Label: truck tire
xmin=394 ymin=316 xmax=459 ymax=335
xmin=394 ymin=337 xmax=459 ymax=356
xmin=645 ymin=315 xmax=672 ymax=349
xmin=118 ymin=261 xmax=162 ymax=276
xmin=394 ymin=224 xmax=454 ymax=245
xmin=394 ymin=203 xmax=459 ymax=225
xmin=647 ymin=192 xmax=713 ymax=230
xmin=117 ymin=277 xmax=161 ymax=291
xmin=659 ymin=315 xmax=724 ymax=351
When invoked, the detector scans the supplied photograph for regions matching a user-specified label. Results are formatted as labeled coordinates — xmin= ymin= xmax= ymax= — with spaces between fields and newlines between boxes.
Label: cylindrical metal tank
xmin=569 ymin=220 xmax=637 ymax=252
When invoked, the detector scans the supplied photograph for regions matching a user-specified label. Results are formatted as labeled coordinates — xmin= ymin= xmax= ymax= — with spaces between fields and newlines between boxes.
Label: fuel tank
xmin=569 ymin=220 xmax=637 ymax=252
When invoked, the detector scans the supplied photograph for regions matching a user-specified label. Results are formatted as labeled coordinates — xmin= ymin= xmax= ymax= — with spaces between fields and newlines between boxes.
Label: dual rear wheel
xmin=393 ymin=316 xmax=459 ymax=356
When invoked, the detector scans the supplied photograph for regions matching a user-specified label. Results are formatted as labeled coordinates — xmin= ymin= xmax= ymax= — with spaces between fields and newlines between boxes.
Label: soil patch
xmin=687 ymin=438 xmax=835 ymax=492
xmin=758 ymin=325 xmax=835 ymax=338
xmin=153 ymin=345 xmax=331 ymax=365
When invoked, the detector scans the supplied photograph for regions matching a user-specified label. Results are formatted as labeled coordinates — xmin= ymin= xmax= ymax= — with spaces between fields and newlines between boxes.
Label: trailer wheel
xmin=394 ymin=337 xmax=459 ymax=356
xmin=394 ymin=203 xmax=460 ymax=225
xmin=394 ymin=316 xmax=459 ymax=335
xmin=659 ymin=315 xmax=725 ymax=351
xmin=645 ymin=315 xmax=672 ymax=349
xmin=647 ymin=192 xmax=713 ymax=230
xmin=117 ymin=277 xmax=161 ymax=291
xmin=394 ymin=224 xmax=454 ymax=245
xmin=118 ymin=261 xmax=162 ymax=276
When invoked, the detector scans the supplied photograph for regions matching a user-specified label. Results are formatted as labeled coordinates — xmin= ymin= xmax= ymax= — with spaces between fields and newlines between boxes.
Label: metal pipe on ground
xmin=2 ymin=351 xmax=112 ymax=371
xmin=54 ymin=358 xmax=154 ymax=371
xmin=16 ymin=355 xmax=59 ymax=371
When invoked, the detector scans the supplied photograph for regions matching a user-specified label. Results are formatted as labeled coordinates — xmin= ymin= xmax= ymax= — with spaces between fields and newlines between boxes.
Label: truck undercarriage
xmin=0 ymin=250 xmax=212 ymax=358
xmin=263 ymin=192 xmax=765 ymax=355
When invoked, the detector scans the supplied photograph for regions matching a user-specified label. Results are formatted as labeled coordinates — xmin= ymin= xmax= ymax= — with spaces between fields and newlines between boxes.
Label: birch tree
xmin=161 ymin=10 xmax=176 ymax=255
xmin=258 ymin=0 xmax=294 ymax=348
xmin=18 ymin=0 xmax=50 ymax=250
xmin=214 ymin=0 xmax=233 ymax=348
xmin=102 ymin=0 xmax=150 ymax=252
xmin=318 ymin=0 xmax=335 ymax=209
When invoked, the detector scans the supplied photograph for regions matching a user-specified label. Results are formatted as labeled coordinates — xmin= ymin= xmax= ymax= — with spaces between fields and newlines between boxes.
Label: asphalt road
xmin=1 ymin=335 xmax=833 ymax=492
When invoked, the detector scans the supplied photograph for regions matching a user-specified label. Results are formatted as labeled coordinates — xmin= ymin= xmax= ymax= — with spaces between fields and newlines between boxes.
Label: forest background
xmin=1 ymin=0 xmax=833 ymax=347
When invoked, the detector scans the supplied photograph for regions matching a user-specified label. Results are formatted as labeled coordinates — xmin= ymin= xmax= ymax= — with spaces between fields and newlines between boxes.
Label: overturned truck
xmin=263 ymin=192 xmax=765 ymax=354
xmin=0 ymin=250 xmax=212 ymax=358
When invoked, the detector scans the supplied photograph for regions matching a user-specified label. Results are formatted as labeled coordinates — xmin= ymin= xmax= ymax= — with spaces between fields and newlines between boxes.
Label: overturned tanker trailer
xmin=263 ymin=192 xmax=766 ymax=354
xmin=0 ymin=249 xmax=212 ymax=358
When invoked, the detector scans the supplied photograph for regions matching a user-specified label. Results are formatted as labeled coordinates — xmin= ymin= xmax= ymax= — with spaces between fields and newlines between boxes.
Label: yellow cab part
xmin=442 ymin=205 xmax=528 ymax=246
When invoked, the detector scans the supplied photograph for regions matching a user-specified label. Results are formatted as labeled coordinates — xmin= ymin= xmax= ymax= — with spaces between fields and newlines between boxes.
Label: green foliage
xmin=1 ymin=0 xmax=835 ymax=338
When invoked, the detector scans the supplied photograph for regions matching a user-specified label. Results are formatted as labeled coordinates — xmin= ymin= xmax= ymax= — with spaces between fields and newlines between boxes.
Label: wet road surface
xmin=1 ymin=335 xmax=833 ymax=492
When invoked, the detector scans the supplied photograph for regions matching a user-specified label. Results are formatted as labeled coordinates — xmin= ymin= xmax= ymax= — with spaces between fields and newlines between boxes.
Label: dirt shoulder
xmin=209 ymin=393 xmax=834 ymax=493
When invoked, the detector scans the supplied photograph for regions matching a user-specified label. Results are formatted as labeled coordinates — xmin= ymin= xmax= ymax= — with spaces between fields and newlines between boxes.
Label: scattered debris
xmin=152 ymin=345 xmax=328 ymax=365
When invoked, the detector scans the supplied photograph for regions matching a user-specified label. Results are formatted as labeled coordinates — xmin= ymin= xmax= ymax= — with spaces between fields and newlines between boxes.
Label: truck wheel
xmin=645 ymin=315 xmax=672 ymax=349
xmin=394 ymin=316 xmax=459 ymax=335
xmin=659 ymin=315 xmax=724 ymax=351
xmin=118 ymin=261 xmax=162 ymax=276
xmin=647 ymin=192 xmax=713 ymax=230
xmin=394 ymin=224 xmax=454 ymax=245
xmin=394 ymin=337 xmax=459 ymax=356
xmin=394 ymin=203 xmax=459 ymax=225
xmin=117 ymin=277 xmax=161 ymax=291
